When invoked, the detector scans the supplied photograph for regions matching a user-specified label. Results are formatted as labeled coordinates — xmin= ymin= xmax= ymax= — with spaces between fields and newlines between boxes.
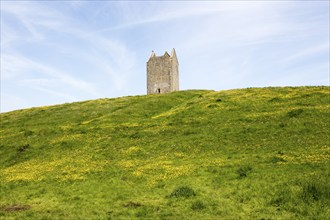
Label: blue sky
xmin=1 ymin=1 xmax=329 ymax=112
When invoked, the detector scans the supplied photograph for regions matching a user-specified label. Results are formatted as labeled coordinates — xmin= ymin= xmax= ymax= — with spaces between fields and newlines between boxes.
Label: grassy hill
xmin=0 ymin=86 xmax=329 ymax=219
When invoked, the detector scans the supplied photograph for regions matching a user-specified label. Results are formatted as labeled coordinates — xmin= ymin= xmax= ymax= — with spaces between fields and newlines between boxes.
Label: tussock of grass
xmin=236 ymin=165 xmax=252 ymax=178
xmin=168 ymin=186 xmax=196 ymax=198
xmin=301 ymin=178 xmax=330 ymax=202
xmin=287 ymin=108 xmax=304 ymax=118
xmin=0 ymin=86 xmax=329 ymax=219
xmin=191 ymin=200 xmax=206 ymax=210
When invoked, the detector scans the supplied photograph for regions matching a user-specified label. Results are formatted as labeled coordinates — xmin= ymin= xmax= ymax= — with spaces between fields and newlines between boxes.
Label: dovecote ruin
xmin=147 ymin=49 xmax=179 ymax=94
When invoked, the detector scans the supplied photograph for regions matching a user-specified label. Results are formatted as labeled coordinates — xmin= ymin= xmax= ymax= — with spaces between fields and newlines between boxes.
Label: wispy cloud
xmin=26 ymin=85 xmax=77 ymax=101
xmin=1 ymin=1 xmax=329 ymax=112
xmin=2 ymin=53 xmax=98 ymax=95
xmin=281 ymin=43 xmax=329 ymax=62
xmin=1 ymin=94 xmax=29 ymax=112
xmin=1 ymin=1 xmax=138 ymax=111
xmin=1 ymin=1 xmax=67 ymax=40
xmin=96 ymin=1 xmax=273 ymax=32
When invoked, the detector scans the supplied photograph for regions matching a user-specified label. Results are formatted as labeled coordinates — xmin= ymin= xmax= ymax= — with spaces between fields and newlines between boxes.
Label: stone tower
xmin=147 ymin=48 xmax=179 ymax=94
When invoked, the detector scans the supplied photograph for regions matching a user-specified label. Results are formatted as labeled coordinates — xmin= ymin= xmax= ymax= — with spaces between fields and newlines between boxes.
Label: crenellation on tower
xmin=146 ymin=48 xmax=179 ymax=94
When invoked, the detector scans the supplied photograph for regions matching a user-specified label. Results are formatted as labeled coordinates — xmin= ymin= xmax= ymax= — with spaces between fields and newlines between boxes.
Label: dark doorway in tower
xmin=157 ymin=88 xmax=161 ymax=94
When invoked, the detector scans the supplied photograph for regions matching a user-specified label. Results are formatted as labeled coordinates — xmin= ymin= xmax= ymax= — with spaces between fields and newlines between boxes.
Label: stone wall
xmin=147 ymin=49 xmax=179 ymax=95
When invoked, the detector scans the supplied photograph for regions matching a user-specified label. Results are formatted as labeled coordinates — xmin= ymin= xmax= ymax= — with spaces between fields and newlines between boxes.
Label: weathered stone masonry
xmin=147 ymin=49 xmax=179 ymax=94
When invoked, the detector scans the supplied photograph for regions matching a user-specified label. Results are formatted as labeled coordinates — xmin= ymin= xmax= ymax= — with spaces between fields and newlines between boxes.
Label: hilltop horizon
xmin=2 ymin=85 xmax=328 ymax=113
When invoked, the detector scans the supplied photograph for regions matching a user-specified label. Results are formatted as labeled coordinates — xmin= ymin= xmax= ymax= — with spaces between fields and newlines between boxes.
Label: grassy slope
xmin=0 ymin=86 xmax=329 ymax=219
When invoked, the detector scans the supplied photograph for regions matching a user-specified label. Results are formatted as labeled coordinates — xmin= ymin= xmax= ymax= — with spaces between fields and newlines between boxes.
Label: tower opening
xmin=157 ymin=88 xmax=161 ymax=93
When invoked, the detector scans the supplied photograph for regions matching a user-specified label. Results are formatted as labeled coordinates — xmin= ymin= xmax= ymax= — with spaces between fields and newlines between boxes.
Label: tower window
xmin=157 ymin=88 xmax=161 ymax=93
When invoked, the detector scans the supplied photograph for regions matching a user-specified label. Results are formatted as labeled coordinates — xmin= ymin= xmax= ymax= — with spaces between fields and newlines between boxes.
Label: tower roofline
xmin=171 ymin=48 xmax=177 ymax=58
xmin=148 ymin=50 xmax=156 ymax=59
xmin=170 ymin=48 xmax=178 ymax=64
xmin=147 ymin=49 xmax=177 ymax=61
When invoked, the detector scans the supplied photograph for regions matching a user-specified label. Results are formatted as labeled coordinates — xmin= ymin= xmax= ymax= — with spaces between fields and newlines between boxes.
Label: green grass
xmin=0 ymin=86 xmax=329 ymax=219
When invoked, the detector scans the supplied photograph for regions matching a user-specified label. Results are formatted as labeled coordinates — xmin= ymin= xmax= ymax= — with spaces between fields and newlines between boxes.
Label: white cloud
xmin=97 ymin=1 xmax=274 ymax=32
xmin=27 ymin=86 xmax=77 ymax=101
xmin=1 ymin=1 xmax=66 ymax=40
xmin=83 ymin=35 xmax=137 ymax=90
xmin=281 ymin=43 xmax=329 ymax=62
xmin=1 ymin=1 xmax=138 ymax=106
xmin=0 ymin=94 xmax=29 ymax=113
xmin=1 ymin=53 xmax=99 ymax=96
xmin=1 ymin=1 xmax=329 ymax=112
